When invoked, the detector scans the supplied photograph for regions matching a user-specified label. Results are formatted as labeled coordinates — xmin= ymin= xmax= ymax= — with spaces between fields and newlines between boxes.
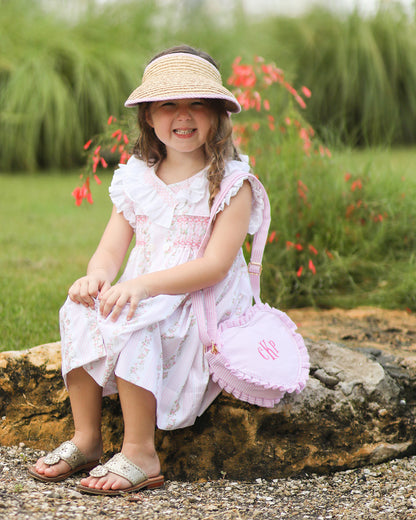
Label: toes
xmin=34 ymin=460 xmax=70 ymax=478
xmin=80 ymin=473 xmax=131 ymax=491
xmin=110 ymin=477 xmax=129 ymax=490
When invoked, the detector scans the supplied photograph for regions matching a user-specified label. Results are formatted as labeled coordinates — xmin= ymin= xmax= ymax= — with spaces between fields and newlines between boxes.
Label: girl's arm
xmin=68 ymin=206 xmax=134 ymax=308
xmin=99 ymin=181 xmax=252 ymax=321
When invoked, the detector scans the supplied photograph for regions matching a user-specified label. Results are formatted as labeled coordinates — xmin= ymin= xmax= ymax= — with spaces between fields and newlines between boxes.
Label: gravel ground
xmin=1 ymin=444 xmax=416 ymax=519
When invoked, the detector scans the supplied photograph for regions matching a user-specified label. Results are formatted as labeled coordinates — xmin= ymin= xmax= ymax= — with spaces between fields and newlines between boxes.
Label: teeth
xmin=175 ymin=129 xmax=194 ymax=135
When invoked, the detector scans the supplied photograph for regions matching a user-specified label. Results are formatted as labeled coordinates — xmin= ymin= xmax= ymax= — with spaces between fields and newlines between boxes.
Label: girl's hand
xmin=68 ymin=274 xmax=111 ymax=308
xmin=99 ymin=279 xmax=149 ymax=321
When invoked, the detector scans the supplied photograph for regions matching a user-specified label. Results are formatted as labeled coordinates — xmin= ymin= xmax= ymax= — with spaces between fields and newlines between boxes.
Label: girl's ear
xmin=145 ymin=108 xmax=154 ymax=128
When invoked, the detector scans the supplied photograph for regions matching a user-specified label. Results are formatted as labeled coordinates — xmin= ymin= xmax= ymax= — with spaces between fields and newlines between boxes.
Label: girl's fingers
xmin=109 ymin=295 xmax=128 ymax=321
xmin=99 ymin=289 xmax=124 ymax=319
xmin=100 ymin=281 xmax=111 ymax=295
xmin=68 ymin=277 xmax=102 ymax=308
xmin=98 ymin=282 xmax=148 ymax=321
xmin=126 ymin=296 xmax=140 ymax=321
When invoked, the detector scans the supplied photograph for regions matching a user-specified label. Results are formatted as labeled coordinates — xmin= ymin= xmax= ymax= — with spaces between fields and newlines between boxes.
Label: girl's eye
xmin=161 ymin=102 xmax=175 ymax=107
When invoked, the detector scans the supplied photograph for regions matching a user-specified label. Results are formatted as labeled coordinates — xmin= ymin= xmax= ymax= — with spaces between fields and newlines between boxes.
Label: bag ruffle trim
xmin=207 ymin=303 xmax=310 ymax=407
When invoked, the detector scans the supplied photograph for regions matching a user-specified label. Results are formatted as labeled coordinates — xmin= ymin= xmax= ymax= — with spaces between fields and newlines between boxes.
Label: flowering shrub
xmin=74 ymin=56 xmax=392 ymax=308
xmin=227 ymin=56 xmax=335 ymax=283
xmin=72 ymin=116 xmax=131 ymax=206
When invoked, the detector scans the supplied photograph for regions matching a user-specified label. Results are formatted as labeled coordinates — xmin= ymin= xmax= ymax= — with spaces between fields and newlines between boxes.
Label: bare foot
xmin=79 ymin=443 xmax=160 ymax=491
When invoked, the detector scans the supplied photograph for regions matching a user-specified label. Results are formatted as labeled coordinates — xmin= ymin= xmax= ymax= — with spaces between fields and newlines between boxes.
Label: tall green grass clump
xmin=0 ymin=0 xmax=160 ymax=170
xmin=3 ymin=0 xmax=416 ymax=171
xmin=257 ymin=6 xmax=416 ymax=146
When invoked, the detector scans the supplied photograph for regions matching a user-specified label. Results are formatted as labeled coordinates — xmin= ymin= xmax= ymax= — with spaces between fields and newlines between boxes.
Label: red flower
xmin=295 ymin=95 xmax=307 ymax=109
xmin=301 ymin=86 xmax=312 ymax=98
xmin=308 ymin=259 xmax=316 ymax=275
xmin=296 ymin=266 xmax=303 ymax=277
xmin=83 ymin=139 xmax=92 ymax=150
xmin=120 ymin=151 xmax=131 ymax=164
xmin=112 ymin=129 xmax=122 ymax=140
xmin=72 ymin=187 xmax=83 ymax=206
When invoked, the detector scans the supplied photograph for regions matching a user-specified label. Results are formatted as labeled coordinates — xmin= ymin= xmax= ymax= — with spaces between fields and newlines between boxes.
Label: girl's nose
xmin=176 ymin=103 xmax=192 ymax=119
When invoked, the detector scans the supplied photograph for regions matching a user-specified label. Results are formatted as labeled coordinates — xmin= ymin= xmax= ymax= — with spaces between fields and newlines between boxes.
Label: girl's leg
xmin=34 ymin=368 xmax=103 ymax=478
xmin=80 ymin=378 xmax=161 ymax=491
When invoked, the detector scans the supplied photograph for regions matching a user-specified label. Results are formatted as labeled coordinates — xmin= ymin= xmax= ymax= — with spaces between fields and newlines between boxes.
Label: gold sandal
xmin=76 ymin=452 xmax=164 ymax=496
xmin=28 ymin=441 xmax=100 ymax=483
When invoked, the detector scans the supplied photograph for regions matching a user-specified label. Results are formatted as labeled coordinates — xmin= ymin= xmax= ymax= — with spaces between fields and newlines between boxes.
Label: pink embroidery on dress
xmin=172 ymin=215 xmax=209 ymax=250
xmin=136 ymin=215 xmax=149 ymax=246
xmin=144 ymin=169 xmax=176 ymax=207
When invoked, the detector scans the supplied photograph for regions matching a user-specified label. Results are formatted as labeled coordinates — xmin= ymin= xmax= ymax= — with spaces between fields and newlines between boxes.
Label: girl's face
xmin=146 ymin=99 xmax=216 ymax=159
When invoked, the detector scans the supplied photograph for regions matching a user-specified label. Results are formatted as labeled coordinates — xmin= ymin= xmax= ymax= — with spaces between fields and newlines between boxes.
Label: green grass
xmin=0 ymin=172 xmax=113 ymax=351
xmin=1 ymin=147 xmax=416 ymax=351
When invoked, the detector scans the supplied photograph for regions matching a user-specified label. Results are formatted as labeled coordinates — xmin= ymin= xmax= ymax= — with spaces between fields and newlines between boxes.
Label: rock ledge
xmin=2 ymin=316 xmax=416 ymax=480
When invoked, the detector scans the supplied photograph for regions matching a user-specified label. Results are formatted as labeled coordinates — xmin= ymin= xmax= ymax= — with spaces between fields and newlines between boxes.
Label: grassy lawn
xmin=1 ymin=146 xmax=416 ymax=352
xmin=0 ymin=171 xmax=113 ymax=351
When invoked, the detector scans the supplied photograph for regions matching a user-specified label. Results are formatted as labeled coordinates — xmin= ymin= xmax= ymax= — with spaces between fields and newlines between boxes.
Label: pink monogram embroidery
xmin=258 ymin=339 xmax=279 ymax=360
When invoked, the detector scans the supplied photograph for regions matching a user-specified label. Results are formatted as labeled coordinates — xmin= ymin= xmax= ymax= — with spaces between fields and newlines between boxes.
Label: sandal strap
xmin=89 ymin=453 xmax=147 ymax=486
xmin=43 ymin=441 xmax=88 ymax=469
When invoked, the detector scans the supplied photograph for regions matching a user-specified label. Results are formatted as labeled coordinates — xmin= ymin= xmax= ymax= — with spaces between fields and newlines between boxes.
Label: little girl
xmin=29 ymin=45 xmax=265 ymax=495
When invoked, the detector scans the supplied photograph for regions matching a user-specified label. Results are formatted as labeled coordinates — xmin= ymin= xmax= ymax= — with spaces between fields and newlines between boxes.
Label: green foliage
xmin=2 ymin=1 xmax=416 ymax=350
xmin=0 ymin=0 xmax=158 ymax=170
xmin=2 ymin=0 xmax=416 ymax=170
xmin=2 ymin=146 xmax=416 ymax=350
xmin=257 ymin=7 xmax=416 ymax=146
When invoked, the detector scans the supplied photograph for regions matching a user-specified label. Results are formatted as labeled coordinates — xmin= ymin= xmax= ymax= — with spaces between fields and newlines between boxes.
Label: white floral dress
xmin=59 ymin=155 xmax=264 ymax=430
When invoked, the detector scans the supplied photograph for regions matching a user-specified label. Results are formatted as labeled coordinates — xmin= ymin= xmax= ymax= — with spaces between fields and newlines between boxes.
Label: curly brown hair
xmin=132 ymin=45 xmax=241 ymax=208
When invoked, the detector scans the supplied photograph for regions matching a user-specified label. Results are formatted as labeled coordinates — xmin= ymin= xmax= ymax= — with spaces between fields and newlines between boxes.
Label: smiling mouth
xmin=174 ymin=129 xmax=196 ymax=136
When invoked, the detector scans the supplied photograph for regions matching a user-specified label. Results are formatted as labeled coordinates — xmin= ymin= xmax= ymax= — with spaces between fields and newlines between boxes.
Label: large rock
xmin=1 ymin=308 xmax=416 ymax=480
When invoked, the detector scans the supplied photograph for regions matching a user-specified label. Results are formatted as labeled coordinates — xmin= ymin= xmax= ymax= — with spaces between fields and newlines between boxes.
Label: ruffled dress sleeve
xmin=216 ymin=155 xmax=265 ymax=235
xmin=108 ymin=155 xmax=148 ymax=228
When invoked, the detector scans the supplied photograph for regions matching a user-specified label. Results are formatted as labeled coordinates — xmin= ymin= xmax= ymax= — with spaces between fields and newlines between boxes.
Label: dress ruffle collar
xmin=110 ymin=155 xmax=254 ymax=229
xmin=110 ymin=156 xmax=209 ymax=228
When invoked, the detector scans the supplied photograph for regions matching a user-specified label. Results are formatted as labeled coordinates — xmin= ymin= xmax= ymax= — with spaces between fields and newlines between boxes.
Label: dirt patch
xmin=289 ymin=307 xmax=416 ymax=362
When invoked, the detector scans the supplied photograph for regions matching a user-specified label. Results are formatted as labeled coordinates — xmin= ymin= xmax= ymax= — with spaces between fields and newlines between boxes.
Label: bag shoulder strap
xmin=192 ymin=172 xmax=271 ymax=347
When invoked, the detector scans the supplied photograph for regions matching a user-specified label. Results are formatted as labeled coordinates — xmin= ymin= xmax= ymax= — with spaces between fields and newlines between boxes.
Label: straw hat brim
xmin=124 ymin=53 xmax=241 ymax=113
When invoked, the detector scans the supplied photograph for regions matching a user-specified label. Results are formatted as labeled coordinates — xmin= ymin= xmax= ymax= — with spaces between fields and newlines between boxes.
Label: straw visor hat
xmin=125 ymin=52 xmax=241 ymax=113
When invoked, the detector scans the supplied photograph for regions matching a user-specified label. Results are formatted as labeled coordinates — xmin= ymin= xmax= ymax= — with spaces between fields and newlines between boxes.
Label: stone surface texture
xmin=1 ymin=307 xmax=416 ymax=481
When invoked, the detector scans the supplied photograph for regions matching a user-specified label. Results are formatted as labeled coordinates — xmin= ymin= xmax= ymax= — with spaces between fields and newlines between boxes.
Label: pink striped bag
xmin=192 ymin=173 xmax=309 ymax=407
